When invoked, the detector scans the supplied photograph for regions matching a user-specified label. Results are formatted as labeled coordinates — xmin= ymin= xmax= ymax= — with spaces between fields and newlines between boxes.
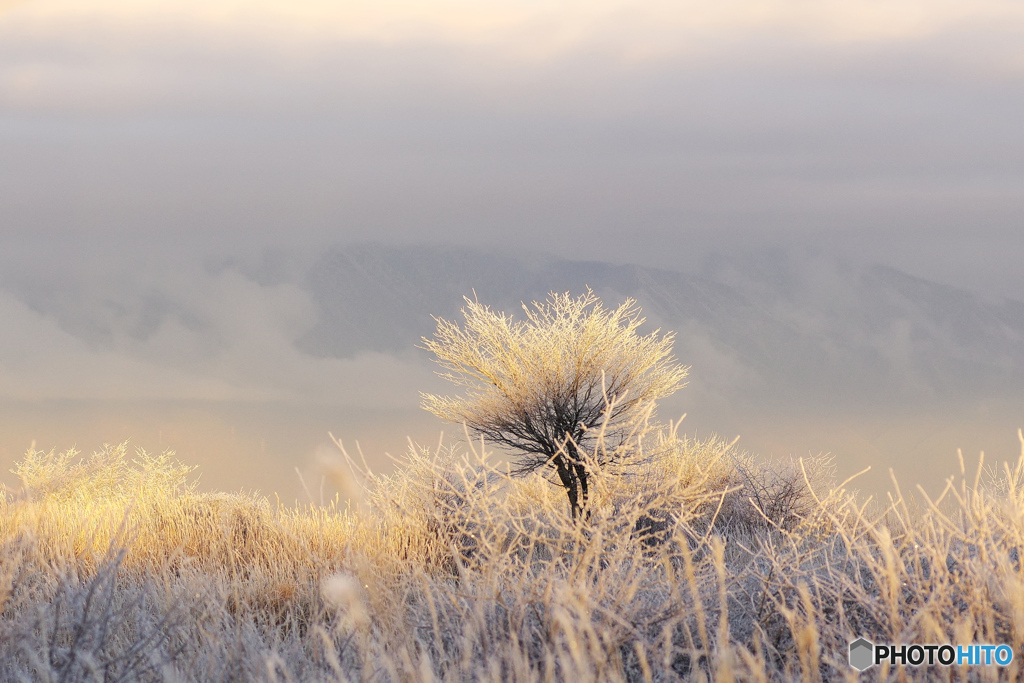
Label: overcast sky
xmin=1 ymin=0 xmax=1023 ymax=498
xmin=2 ymin=0 xmax=1023 ymax=295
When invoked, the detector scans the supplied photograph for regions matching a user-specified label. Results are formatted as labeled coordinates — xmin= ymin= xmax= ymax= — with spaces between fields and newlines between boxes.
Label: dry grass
xmin=2 ymin=425 xmax=1023 ymax=682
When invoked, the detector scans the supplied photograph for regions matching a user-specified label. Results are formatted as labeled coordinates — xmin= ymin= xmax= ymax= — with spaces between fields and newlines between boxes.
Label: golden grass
xmin=1 ymin=427 xmax=1023 ymax=681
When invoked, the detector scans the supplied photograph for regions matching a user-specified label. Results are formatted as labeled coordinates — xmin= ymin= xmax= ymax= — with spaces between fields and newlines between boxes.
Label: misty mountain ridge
xmin=2 ymin=243 xmax=1022 ymax=410
xmin=295 ymin=244 xmax=1024 ymax=406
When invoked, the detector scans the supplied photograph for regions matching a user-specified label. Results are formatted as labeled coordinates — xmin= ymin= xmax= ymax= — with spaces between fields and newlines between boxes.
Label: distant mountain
xmin=295 ymin=244 xmax=1024 ymax=408
xmin=3 ymin=243 xmax=1022 ymax=410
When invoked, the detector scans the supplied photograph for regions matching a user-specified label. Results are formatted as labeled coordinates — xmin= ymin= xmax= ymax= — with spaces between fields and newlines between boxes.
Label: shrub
xmin=421 ymin=289 xmax=689 ymax=518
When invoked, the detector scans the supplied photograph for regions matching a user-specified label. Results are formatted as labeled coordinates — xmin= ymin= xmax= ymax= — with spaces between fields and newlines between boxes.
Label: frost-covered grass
xmin=2 ymin=425 xmax=1023 ymax=682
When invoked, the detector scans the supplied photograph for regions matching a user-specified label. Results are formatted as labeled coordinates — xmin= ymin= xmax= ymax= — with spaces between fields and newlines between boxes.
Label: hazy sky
xmin=1 ymin=1 xmax=1023 ymax=498
xmin=2 ymin=0 xmax=1023 ymax=294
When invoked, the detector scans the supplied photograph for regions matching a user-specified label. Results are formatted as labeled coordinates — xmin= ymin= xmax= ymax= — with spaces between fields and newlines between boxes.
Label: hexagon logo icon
xmin=849 ymin=638 xmax=874 ymax=671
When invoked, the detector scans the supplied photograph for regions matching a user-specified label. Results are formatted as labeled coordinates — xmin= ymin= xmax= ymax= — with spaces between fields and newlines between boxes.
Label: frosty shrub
xmin=421 ymin=289 xmax=689 ymax=518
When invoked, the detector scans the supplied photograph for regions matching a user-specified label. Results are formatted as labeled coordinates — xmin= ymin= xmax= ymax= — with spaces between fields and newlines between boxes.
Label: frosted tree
xmin=421 ymin=289 xmax=688 ymax=519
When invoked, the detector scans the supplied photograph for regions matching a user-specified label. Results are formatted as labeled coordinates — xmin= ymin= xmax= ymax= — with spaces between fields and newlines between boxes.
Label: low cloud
xmin=0 ymin=264 xmax=438 ymax=407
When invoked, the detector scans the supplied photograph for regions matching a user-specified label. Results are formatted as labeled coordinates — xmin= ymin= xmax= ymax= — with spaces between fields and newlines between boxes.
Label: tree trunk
xmin=552 ymin=450 xmax=591 ymax=521
xmin=573 ymin=461 xmax=589 ymax=517
xmin=553 ymin=455 xmax=583 ymax=520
